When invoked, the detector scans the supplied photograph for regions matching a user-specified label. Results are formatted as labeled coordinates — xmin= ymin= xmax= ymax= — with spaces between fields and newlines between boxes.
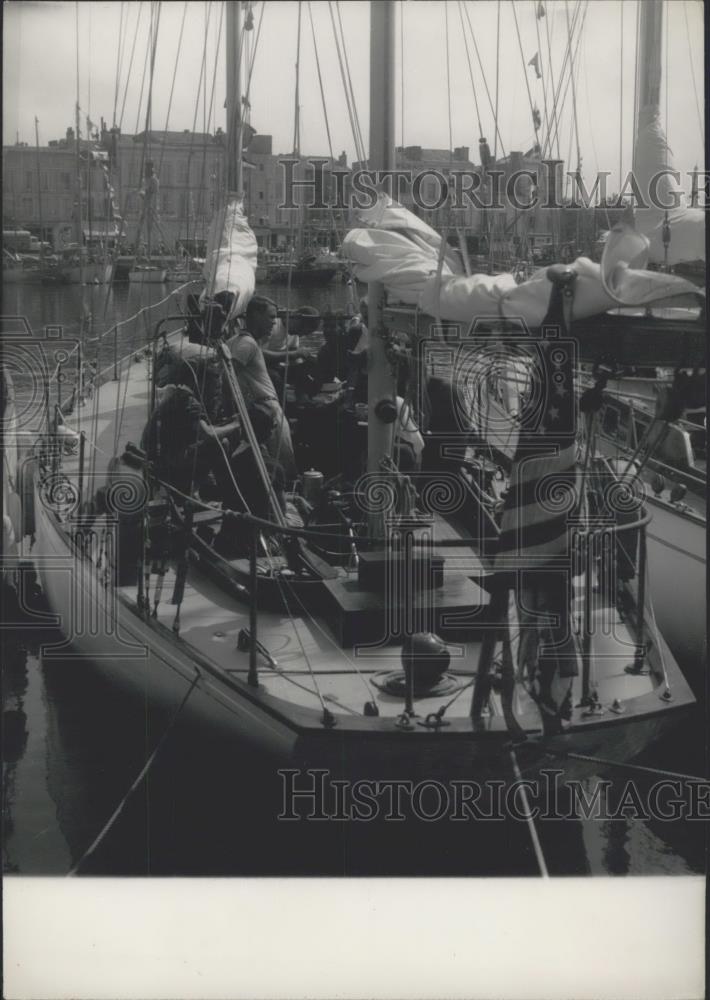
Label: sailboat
xmin=16 ymin=1 xmax=697 ymax=779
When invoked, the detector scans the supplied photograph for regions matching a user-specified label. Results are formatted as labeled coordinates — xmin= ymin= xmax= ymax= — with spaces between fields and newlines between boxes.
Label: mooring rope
xmin=67 ymin=672 xmax=201 ymax=875
xmin=510 ymin=748 xmax=549 ymax=877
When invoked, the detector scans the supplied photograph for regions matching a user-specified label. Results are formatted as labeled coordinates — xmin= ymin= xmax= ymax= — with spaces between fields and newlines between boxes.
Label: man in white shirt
xmin=226 ymin=295 xmax=296 ymax=480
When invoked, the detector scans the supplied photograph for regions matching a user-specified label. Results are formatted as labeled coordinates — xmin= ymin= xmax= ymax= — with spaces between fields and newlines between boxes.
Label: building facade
xmin=3 ymin=122 xmax=350 ymax=253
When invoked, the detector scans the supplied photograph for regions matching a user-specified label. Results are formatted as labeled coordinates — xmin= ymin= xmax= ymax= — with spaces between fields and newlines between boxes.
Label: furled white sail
xmin=341 ymin=195 xmax=702 ymax=327
xmin=202 ymin=195 xmax=258 ymax=318
xmin=631 ymin=0 xmax=704 ymax=265
xmin=633 ymin=108 xmax=705 ymax=265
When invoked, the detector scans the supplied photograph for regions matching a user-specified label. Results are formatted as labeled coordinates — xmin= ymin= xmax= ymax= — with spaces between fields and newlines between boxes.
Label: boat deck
xmin=116 ymin=559 xmax=663 ymax=729
xmin=52 ymin=337 xmax=685 ymax=734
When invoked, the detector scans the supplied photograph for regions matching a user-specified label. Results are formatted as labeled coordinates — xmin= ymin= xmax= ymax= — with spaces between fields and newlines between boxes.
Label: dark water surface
xmin=2 ymin=279 xmax=707 ymax=876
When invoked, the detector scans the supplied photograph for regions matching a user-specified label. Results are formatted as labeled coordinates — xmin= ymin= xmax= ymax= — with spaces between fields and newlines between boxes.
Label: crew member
xmin=226 ymin=295 xmax=297 ymax=480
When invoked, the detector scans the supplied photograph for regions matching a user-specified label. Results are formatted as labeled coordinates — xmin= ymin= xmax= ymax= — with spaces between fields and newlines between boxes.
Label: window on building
xmin=25 ymin=172 xmax=32 ymax=191
xmin=61 ymin=172 xmax=72 ymax=190
xmin=258 ymin=163 xmax=264 ymax=171
xmin=178 ymin=160 xmax=189 ymax=184
xmin=259 ymin=191 xmax=264 ymax=200
xmin=22 ymin=196 xmax=33 ymax=215
xmin=161 ymin=191 xmax=173 ymax=215
xmin=161 ymin=163 xmax=172 ymax=185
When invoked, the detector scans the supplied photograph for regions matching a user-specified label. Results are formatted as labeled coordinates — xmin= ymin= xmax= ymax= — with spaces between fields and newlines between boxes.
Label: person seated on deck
xmin=263 ymin=305 xmax=319 ymax=398
xmin=313 ymin=309 xmax=349 ymax=388
xmin=140 ymin=383 xmax=240 ymax=499
xmin=214 ymin=401 xmax=307 ymax=556
xmin=226 ymin=295 xmax=297 ymax=481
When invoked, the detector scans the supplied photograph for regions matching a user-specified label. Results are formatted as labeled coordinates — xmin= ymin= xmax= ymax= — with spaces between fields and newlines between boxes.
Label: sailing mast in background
xmin=226 ymin=0 xmax=243 ymax=195
xmin=367 ymin=0 xmax=398 ymax=497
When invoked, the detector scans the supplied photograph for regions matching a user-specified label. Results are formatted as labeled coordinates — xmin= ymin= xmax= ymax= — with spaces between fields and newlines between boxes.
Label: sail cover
xmin=202 ymin=195 xmax=258 ymax=318
xmin=341 ymin=195 xmax=702 ymax=327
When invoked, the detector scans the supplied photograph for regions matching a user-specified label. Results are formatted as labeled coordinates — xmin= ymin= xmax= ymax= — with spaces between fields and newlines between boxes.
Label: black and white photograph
xmin=1 ymin=0 xmax=707 ymax=996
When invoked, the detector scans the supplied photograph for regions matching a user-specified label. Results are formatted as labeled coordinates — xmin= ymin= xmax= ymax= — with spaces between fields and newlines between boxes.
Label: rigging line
xmin=456 ymin=0 xmax=483 ymax=138
xmin=683 ymin=1 xmax=704 ymax=140
xmin=664 ymin=0 xmax=669 ymax=150
xmin=461 ymin=2 xmax=506 ymax=160
xmin=539 ymin=0 xmax=575 ymax=159
xmin=184 ymin=3 xmax=213 ymax=249
xmin=307 ymin=2 xmax=335 ymax=159
xmin=293 ymin=2 xmax=302 ymax=155
xmin=124 ymin=6 xmax=153 ymax=242
xmin=533 ymin=0 xmax=553 ymax=158
xmin=619 ymin=2 xmax=623 ymax=191
xmin=243 ymin=1 xmax=265 ymax=107
xmin=112 ymin=2 xmax=126 ymax=127
xmin=543 ymin=748 xmax=705 ymax=784
xmin=542 ymin=0 xmax=585 ymax=161
xmin=336 ymin=2 xmax=367 ymax=166
xmin=328 ymin=2 xmax=364 ymax=167
xmin=631 ymin=0 xmax=640 ymax=174
xmin=118 ymin=2 xmax=145 ymax=131
xmin=75 ymin=2 xmax=80 ymax=127
xmin=542 ymin=0 xmax=564 ymax=161
xmin=510 ymin=749 xmax=550 ymax=877
xmin=197 ymin=2 xmax=226 ymax=246
xmin=292 ymin=4 xmax=347 ymax=255
xmin=157 ymin=0 xmax=189 ymax=179
xmin=67 ymin=672 xmax=201 ymax=876
xmin=564 ymin=0 xmax=581 ymax=174
xmin=400 ymin=0 xmax=404 ymax=148
xmin=511 ymin=2 xmax=539 ymax=143
xmin=539 ymin=0 xmax=572 ymax=160
xmin=445 ymin=1 xmax=453 ymax=160
xmin=87 ymin=4 xmax=92 ymax=127
xmin=277 ymin=572 xmax=380 ymax=706
xmin=330 ymin=3 xmax=364 ymax=166
xmin=493 ymin=0 xmax=500 ymax=161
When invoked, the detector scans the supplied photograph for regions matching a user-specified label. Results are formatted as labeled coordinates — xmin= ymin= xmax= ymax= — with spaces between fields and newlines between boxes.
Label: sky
xmin=3 ymin=0 xmax=705 ymax=191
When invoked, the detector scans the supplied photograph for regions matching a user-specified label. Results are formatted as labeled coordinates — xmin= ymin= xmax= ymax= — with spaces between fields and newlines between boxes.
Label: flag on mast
xmin=528 ymin=52 xmax=542 ymax=79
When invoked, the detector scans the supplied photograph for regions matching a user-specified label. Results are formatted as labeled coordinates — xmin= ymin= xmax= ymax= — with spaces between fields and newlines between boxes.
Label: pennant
xmin=528 ymin=52 xmax=542 ymax=79
xmin=532 ymin=107 xmax=542 ymax=130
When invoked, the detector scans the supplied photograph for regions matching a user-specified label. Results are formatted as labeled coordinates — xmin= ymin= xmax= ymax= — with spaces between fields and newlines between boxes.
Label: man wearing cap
xmin=226 ymin=295 xmax=297 ymax=480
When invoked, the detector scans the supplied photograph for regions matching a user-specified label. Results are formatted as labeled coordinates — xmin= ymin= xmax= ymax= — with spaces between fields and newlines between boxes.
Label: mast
xmin=367 ymin=1 xmax=397 ymax=486
xmin=34 ymin=117 xmax=45 ymax=260
xmin=74 ymin=101 xmax=84 ymax=247
xmin=632 ymin=0 xmax=662 ymax=177
xmin=226 ymin=1 xmax=243 ymax=194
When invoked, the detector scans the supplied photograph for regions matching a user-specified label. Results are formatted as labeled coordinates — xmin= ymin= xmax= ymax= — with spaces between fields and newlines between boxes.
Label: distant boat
xmin=2 ymin=248 xmax=42 ymax=284
xmin=128 ymin=263 xmax=167 ymax=284
xmin=270 ymin=250 xmax=339 ymax=286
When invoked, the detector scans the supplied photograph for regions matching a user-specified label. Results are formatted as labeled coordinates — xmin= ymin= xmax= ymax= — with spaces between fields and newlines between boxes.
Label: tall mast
xmin=74 ymin=101 xmax=84 ymax=246
xmin=34 ymin=117 xmax=45 ymax=260
xmin=226 ymin=1 xmax=243 ymax=194
xmin=632 ymin=0 xmax=663 ymax=176
xmin=367 ymin=1 xmax=397 ymax=485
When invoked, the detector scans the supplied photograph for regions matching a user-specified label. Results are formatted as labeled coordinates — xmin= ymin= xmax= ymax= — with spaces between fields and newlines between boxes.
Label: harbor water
xmin=2 ymin=278 xmax=706 ymax=876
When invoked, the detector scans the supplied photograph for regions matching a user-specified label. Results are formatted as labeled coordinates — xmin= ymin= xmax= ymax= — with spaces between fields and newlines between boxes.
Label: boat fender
xmin=401 ymin=633 xmax=451 ymax=688
xmin=650 ymin=473 xmax=665 ymax=495
xmin=374 ymin=398 xmax=397 ymax=424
